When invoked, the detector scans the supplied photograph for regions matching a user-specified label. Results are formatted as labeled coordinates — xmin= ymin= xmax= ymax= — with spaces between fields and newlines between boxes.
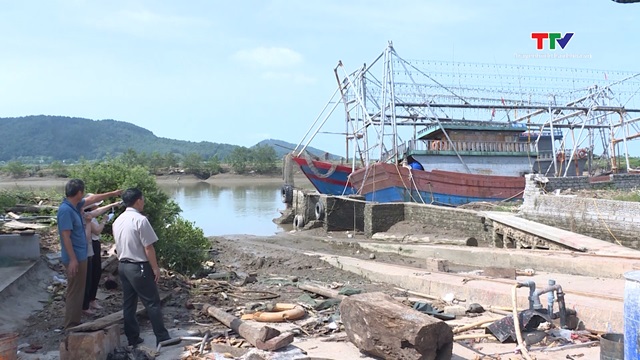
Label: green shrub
xmin=70 ymin=158 xmax=208 ymax=274
xmin=4 ymin=161 xmax=28 ymax=178
xmin=0 ymin=190 xmax=17 ymax=209
xmin=155 ymin=217 xmax=209 ymax=275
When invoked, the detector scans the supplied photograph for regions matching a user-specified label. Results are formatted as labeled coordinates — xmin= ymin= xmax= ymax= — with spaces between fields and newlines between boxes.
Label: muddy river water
xmin=159 ymin=182 xmax=290 ymax=236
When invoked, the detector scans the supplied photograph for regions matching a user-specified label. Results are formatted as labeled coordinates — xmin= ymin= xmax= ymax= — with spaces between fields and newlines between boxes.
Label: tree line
xmin=0 ymin=145 xmax=280 ymax=179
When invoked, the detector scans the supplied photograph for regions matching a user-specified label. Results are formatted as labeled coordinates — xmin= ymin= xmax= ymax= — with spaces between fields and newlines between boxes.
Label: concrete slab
xmin=483 ymin=211 xmax=640 ymax=256
xmin=0 ymin=234 xmax=40 ymax=259
xmin=306 ymin=251 xmax=626 ymax=332
xmin=0 ymin=260 xmax=55 ymax=333
xmin=358 ymin=241 xmax=640 ymax=279
xmin=0 ymin=259 xmax=35 ymax=294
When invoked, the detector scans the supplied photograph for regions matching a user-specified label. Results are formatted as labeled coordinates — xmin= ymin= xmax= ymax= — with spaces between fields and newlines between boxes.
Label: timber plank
xmin=68 ymin=292 xmax=171 ymax=332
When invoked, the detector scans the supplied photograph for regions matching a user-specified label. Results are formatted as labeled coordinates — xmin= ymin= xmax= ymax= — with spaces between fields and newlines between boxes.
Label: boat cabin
xmin=399 ymin=121 xmax=582 ymax=177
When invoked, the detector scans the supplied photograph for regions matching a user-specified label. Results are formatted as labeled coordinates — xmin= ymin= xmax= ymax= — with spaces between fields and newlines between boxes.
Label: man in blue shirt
xmin=57 ymin=179 xmax=121 ymax=329
xmin=405 ymin=155 xmax=424 ymax=171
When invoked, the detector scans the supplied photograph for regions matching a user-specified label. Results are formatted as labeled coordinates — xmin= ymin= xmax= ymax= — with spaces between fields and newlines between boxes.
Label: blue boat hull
xmin=293 ymin=157 xmax=356 ymax=195
xmin=364 ymin=186 xmax=510 ymax=205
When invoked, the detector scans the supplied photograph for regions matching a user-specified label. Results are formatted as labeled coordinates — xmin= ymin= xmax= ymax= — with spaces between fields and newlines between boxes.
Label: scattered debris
xmin=202 ymin=304 xmax=294 ymax=351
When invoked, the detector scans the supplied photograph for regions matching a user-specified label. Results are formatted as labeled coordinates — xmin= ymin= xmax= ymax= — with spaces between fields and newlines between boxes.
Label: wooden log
xmin=6 ymin=205 xmax=58 ymax=213
xmin=452 ymin=318 xmax=498 ymax=334
xmin=453 ymin=333 xmax=495 ymax=341
xmin=2 ymin=220 xmax=48 ymax=230
xmin=340 ymin=292 xmax=453 ymax=360
xmin=101 ymin=255 xmax=118 ymax=272
xmin=298 ymin=283 xmax=346 ymax=300
xmin=394 ymin=287 xmax=440 ymax=301
xmin=202 ymin=304 xmax=293 ymax=351
xmin=69 ymin=293 xmax=171 ymax=332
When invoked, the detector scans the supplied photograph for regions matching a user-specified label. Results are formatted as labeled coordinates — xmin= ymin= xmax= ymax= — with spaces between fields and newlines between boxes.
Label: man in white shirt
xmin=113 ymin=188 xmax=170 ymax=347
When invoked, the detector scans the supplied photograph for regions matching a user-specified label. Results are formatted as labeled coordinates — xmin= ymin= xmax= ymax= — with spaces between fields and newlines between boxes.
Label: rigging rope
xmin=302 ymin=151 xmax=338 ymax=179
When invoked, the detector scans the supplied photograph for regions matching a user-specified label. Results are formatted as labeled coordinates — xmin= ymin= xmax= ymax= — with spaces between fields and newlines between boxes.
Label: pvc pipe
xmin=517 ymin=280 xmax=536 ymax=310
xmin=547 ymin=279 xmax=556 ymax=317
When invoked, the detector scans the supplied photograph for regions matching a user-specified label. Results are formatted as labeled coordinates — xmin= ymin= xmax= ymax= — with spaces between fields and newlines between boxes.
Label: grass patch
xmin=613 ymin=191 xmax=640 ymax=202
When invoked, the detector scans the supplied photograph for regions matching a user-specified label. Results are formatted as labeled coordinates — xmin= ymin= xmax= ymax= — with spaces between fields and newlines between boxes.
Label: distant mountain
xmin=0 ymin=115 xmax=239 ymax=162
xmin=253 ymin=139 xmax=342 ymax=160
xmin=0 ymin=115 xmax=338 ymax=163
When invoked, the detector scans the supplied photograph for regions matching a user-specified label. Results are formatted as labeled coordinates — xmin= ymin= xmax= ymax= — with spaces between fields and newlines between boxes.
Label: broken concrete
xmin=425 ymin=258 xmax=450 ymax=273
xmin=59 ymin=324 xmax=120 ymax=360
xmin=358 ymin=241 xmax=640 ymax=279
xmin=308 ymin=251 xmax=626 ymax=332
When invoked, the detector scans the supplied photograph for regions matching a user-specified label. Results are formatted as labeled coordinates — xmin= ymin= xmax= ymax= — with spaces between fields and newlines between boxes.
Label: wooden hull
xmin=292 ymin=156 xmax=356 ymax=195
xmin=349 ymin=163 xmax=525 ymax=205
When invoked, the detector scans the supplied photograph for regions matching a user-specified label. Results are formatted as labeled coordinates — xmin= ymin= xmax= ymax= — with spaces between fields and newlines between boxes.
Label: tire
xmin=293 ymin=214 xmax=305 ymax=229
xmin=281 ymin=185 xmax=293 ymax=204
xmin=314 ymin=201 xmax=325 ymax=220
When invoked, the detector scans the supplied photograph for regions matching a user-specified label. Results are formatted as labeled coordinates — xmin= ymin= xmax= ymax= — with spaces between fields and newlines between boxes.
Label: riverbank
xmin=0 ymin=173 xmax=311 ymax=189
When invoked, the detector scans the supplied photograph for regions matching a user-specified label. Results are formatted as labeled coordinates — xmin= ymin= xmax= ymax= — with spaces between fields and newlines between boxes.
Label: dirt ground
xmin=12 ymin=229 xmax=605 ymax=360
xmin=16 ymin=229 xmax=407 ymax=355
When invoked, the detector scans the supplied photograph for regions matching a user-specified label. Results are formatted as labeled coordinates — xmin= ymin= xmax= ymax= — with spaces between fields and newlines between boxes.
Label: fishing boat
xmin=290 ymin=155 xmax=355 ymax=195
xmin=290 ymin=42 xmax=640 ymax=205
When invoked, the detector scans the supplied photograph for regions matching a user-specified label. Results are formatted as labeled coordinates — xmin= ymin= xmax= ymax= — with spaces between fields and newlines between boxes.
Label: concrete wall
xmin=323 ymin=196 xmax=365 ymax=232
xmin=364 ymin=201 xmax=486 ymax=240
xmin=403 ymin=203 xmax=485 ymax=240
xmin=522 ymin=175 xmax=640 ymax=249
xmin=0 ymin=234 xmax=40 ymax=260
xmin=540 ymin=173 xmax=640 ymax=192
xmin=364 ymin=203 xmax=405 ymax=237
xmin=291 ymin=190 xmax=319 ymax=225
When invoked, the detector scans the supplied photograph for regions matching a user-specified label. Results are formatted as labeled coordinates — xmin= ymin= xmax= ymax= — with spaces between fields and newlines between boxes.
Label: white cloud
xmin=261 ymin=71 xmax=316 ymax=84
xmin=233 ymin=47 xmax=303 ymax=68
xmin=91 ymin=8 xmax=209 ymax=37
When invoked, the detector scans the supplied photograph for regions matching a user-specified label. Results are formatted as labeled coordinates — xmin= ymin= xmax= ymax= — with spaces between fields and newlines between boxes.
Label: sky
xmin=1 ymin=0 xmax=639 ymax=156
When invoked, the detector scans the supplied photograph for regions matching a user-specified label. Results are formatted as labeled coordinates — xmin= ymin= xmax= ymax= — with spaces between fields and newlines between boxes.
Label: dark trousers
xmin=88 ymin=241 xmax=102 ymax=302
xmin=118 ymin=262 xmax=169 ymax=344
xmin=82 ymin=257 xmax=93 ymax=310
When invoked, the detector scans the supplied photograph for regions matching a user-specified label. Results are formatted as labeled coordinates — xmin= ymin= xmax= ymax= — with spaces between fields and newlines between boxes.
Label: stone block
xmin=59 ymin=324 xmax=121 ymax=360
xmin=0 ymin=234 xmax=40 ymax=259
xmin=443 ymin=305 xmax=467 ymax=317
xmin=426 ymin=258 xmax=449 ymax=272
xmin=483 ymin=267 xmax=516 ymax=279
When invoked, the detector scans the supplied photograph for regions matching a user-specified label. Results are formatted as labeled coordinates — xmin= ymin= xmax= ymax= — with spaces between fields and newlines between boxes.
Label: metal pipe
xmin=547 ymin=279 xmax=556 ymax=317
xmin=557 ymin=290 xmax=568 ymax=329
xmin=517 ymin=280 xmax=536 ymax=310
xmin=531 ymin=283 xmax=564 ymax=313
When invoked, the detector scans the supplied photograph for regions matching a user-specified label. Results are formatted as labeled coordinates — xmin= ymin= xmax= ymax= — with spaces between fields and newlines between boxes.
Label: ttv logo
xmin=531 ymin=33 xmax=574 ymax=50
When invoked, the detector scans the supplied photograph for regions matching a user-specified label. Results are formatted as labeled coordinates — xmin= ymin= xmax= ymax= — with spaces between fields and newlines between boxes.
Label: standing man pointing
xmin=113 ymin=188 xmax=170 ymax=347
xmin=57 ymin=179 xmax=121 ymax=329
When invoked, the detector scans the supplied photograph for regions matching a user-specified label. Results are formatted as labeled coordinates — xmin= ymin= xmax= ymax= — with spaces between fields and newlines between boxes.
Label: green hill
xmin=0 ymin=115 xmax=240 ymax=162
xmin=0 ymin=115 xmax=339 ymax=164
xmin=254 ymin=139 xmax=342 ymax=160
